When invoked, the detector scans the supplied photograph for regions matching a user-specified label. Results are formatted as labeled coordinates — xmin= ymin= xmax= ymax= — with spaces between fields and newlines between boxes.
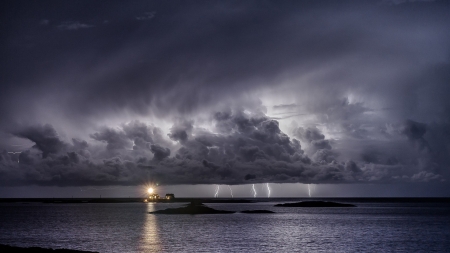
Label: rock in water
xmin=150 ymin=202 xmax=235 ymax=214
xmin=240 ymin=210 xmax=275 ymax=213
xmin=274 ymin=201 xmax=356 ymax=207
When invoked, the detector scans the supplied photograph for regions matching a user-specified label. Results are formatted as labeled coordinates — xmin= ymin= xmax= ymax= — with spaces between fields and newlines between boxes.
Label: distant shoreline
xmin=0 ymin=197 xmax=449 ymax=204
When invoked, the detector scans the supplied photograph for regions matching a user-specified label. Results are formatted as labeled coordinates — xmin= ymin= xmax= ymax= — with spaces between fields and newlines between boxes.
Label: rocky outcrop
xmin=274 ymin=201 xmax=356 ymax=207
xmin=150 ymin=202 xmax=235 ymax=214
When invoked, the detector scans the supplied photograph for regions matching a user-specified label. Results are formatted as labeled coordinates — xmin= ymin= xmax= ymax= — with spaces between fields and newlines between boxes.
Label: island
xmin=150 ymin=202 xmax=235 ymax=214
xmin=274 ymin=201 xmax=356 ymax=207
xmin=240 ymin=210 xmax=275 ymax=213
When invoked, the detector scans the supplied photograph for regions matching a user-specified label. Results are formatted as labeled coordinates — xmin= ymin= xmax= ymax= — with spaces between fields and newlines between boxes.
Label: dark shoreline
xmin=0 ymin=197 xmax=449 ymax=204
xmin=0 ymin=244 xmax=98 ymax=253
xmin=0 ymin=198 xmax=254 ymax=204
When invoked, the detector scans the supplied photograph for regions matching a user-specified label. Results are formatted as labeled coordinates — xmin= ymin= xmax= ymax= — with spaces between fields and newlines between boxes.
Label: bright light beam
xmin=252 ymin=184 xmax=257 ymax=198
xmin=214 ymin=185 xmax=220 ymax=198
xmin=266 ymin=183 xmax=271 ymax=198
xmin=308 ymin=184 xmax=311 ymax=197
xmin=228 ymin=185 xmax=233 ymax=198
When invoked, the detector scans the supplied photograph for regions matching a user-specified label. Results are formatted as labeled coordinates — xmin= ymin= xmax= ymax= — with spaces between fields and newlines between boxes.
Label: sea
xmin=0 ymin=198 xmax=449 ymax=253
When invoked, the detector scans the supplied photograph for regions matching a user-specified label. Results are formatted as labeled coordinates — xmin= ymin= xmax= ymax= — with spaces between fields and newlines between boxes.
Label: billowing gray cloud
xmin=0 ymin=109 xmax=445 ymax=186
xmin=13 ymin=124 xmax=67 ymax=158
xmin=90 ymin=127 xmax=132 ymax=151
xmin=150 ymin=144 xmax=170 ymax=161
xmin=401 ymin=120 xmax=430 ymax=151
xmin=0 ymin=1 xmax=449 ymax=191
xmin=168 ymin=120 xmax=193 ymax=143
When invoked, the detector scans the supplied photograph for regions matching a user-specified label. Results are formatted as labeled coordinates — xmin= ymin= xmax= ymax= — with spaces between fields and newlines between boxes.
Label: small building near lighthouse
xmin=146 ymin=193 xmax=175 ymax=202
xmin=165 ymin=194 xmax=175 ymax=200
xmin=149 ymin=193 xmax=160 ymax=200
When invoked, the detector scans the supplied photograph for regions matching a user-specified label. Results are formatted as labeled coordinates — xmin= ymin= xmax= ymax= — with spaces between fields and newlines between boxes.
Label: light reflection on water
xmin=140 ymin=204 xmax=161 ymax=252
xmin=0 ymin=201 xmax=449 ymax=252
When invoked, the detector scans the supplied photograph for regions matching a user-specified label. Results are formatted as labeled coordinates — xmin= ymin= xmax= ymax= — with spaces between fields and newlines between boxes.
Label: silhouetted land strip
xmin=168 ymin=198 xmax=254 ymax=204
xmin=0 ymin=198 xmax=254 ymax=204
xmin=1 ymin=198 xmax=449 ymax=204
xmin=150 ymin=202 xmax=235 ymax=214
xmin=240 ymin=210 xmax=275 ymax=213
xmin=274 ymin=201 xmax=356 ymax=207
xmin=0 ymin=244 xmax=98 ymax=253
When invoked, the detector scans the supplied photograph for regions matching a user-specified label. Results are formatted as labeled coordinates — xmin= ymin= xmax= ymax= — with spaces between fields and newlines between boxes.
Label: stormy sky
xmin=1 ymin=0 xmax=450 ymax=197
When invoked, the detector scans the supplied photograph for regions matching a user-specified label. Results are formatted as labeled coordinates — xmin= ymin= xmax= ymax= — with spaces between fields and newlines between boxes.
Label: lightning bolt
xmin=266 ymin=183 xmax=271 ymax=198
xmin=228 ymin=185 xmax=233 ymax=198
xmin=308 ymin=184 xmax=311 ymax=197
xmin=214 ymin=185 xmax=220 ymax=198
xmin=252 ymin=184 xmax=257 ymax=198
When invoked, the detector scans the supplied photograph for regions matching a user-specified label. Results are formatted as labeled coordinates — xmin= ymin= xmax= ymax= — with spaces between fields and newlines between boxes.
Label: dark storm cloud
xmin=294 ymin=127 xmax=325 ymax=143
xmin=13 ymin=124 xmax=67 ymax=158
xmin=168 ymin=120 xmax=193 ymax=143
xmin=90 ymin=127 xmax=132 ymax=151
xmin=150 ymin=144 xmax=170 ymax=161
xmin=293 ymin=126 xmax=332 ymax=153
xmin=0 ymin=0 xmax=449 ymax=187
xmin=401 ymin=120 xmax=429 ymax=151
xmin=1 ymin=109 xmax=444 ymax=186
xmin=0 ymin=0 xmax=407 ymax=121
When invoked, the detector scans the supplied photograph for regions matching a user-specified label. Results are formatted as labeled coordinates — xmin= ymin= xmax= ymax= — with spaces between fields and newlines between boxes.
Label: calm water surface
xmin=1 ymin=200 xmax=449 ymax=252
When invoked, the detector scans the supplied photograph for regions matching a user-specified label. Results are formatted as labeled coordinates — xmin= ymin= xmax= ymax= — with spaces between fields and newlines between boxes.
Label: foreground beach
xmin=0 ymin=244 xmax=98 ymax=253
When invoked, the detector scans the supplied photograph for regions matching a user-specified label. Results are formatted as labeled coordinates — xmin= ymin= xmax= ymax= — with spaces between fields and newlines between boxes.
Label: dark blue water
xmin=1 ymin=200 xmax=449 ymax=252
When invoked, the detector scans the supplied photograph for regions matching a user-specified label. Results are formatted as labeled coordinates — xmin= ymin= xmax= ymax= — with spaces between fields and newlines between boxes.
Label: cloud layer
xmin=0 ymin=109 xmax=445 ymax=186
xmin=0 ymin=0 xmax=449 ymax=188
